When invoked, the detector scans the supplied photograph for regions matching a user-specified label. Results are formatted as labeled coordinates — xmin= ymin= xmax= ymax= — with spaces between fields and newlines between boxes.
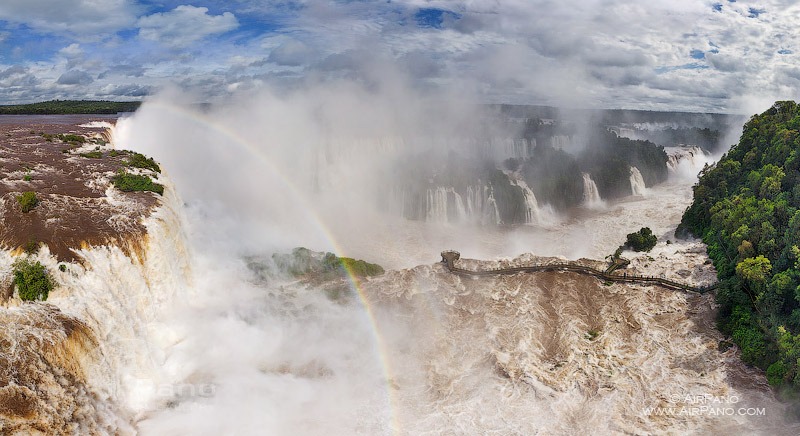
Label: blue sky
xmin=0 ymin=0 xmax=798 ymax=112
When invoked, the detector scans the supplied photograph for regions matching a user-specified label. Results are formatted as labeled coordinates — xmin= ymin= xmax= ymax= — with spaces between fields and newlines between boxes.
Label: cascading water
xmin=665 ymin=146 xmax=711 ymax=180
xmin=450 ymin=188 xmax=467 ymax=221
xmin=581 ymin=173 xmax=603 ymax=207
xmin=505 ymin=173 xmax=540 ymax=225
xmin=550 ymin=135 xmax=570 ymax=149
xmin=0 ymin=171 xmax=191 ymax=433
xmin=465 ymin=185 xmax=479 ymax=216
xmin=484 ymin=189 xmax=501 ymax=225
xmin=629 ymin=166 xmax=647 ymax=196
xmin=426 ymin=187 xmax=449 ymax=223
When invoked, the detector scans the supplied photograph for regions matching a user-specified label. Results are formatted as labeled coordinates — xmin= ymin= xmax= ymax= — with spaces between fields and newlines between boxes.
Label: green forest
xmin=0 ymin=100 xmax=141 ymax=114
xmin=680 ymin=101 xmax=800 ymax=394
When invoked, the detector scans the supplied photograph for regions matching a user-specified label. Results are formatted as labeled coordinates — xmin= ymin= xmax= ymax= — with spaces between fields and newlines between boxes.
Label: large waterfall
xmin=422 ymin=184 xmax=503 ymax=225
xmin=665 ymin=146 xmax=711 ymax=180
xmin=581 ymin=172 xmax=603 ymax=207
xmin=0 ymin=174 xmax=191 ymax=433
xmin=629 ymin=166 xmax=647 ymax=196
xmin=426 ymin=187 xmax=467 ymax=223
xmin=483 ymin=190 xmax=502 ymax=225
xmin=507 ymin=174 xmax=541 ymax=224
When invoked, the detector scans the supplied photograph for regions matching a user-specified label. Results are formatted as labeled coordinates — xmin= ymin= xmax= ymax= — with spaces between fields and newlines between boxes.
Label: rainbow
xmin=115 ymin=100 xmax=402 ymax=434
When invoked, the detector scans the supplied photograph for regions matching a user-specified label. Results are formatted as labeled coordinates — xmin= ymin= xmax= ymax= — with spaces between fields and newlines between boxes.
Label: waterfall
xmin=665 ymin=146 xmax=708 ymax=178
xmin=465 ymin=184 xmax=488 ymax=221
xmin=582 ymin=173 xmax=603 ymax=207
xmin=550 ymin=135 xmax=570 ymax=149
xmin=450 ymin=188 xmax=467 ymax=221
xmin=508 ymin=177 xmax=540 ymax=224
xmin=484 ymin=190 xmax=501 ymax=225
xmin=629 ymin=166 xmax=647 ymax=196
xmin=0 ymin=174 xmax=192 ymax=432
xmin=466 ymin=186 xmax=476 ymax=215
xmin=426 ymin=187 xmax=449 ymax=222
xmin=424 ymin=187 xmax=468 ymax=223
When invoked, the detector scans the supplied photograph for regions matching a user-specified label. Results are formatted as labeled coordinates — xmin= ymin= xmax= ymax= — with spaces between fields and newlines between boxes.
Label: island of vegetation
xmin=624 ymin=227 xmax=658 ymax=252
xmin=680 ymin=101 xmax=800 ymax=394
xmin=271 ymin=247 xmax=385 ymax=280
xmin=0 ymin=100 xmax=141 ymax=115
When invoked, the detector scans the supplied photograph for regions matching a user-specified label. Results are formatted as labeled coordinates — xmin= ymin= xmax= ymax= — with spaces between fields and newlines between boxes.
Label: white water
xmin=483 ymin=189 xmax=502 ymax=225
xmin=666 ymin=145 xmax=713 ymax=180
xmin=629 ymin=166 xmax=647 ymax=196
xmin=501 ymin=170 xmax=541 ymax=225
xmin=581 ymin=172 xmax=603 ymax=208
xmin=426 ymin=184 xmax=511 ymax=225
xmin=425 ymin=187 xmax=448 ymax=223
xmin=451 ymin=188 xmax=467 ymax=221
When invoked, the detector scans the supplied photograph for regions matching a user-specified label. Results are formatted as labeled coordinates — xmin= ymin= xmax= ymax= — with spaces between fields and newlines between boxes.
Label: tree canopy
xmin=680 ymin=100 xmax=800 ymax=391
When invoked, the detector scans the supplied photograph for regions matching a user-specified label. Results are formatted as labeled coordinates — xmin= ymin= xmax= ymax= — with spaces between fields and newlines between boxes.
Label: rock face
xmin=0 ymin=116 xmax=160 ymax=261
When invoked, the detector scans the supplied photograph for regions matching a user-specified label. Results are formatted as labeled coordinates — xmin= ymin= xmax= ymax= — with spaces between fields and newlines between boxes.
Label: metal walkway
xmin=440 ymin=251 xmax=717 ymax=293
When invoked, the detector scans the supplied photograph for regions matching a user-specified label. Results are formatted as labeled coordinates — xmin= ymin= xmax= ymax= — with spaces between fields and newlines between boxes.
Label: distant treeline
xmin=0 ymin=100 xmax=141 ymax=115
xmin=490 ymin=104 xmax=745 ymax=140
xmin=634 ymin=127 xmax=723 ymax=153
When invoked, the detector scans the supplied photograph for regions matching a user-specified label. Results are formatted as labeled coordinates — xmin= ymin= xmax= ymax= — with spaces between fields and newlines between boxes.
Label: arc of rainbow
xmin=116 ymin=100 xmax=401 ymax=435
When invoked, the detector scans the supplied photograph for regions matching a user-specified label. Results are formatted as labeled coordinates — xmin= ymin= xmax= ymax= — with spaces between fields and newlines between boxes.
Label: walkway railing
xmin=440 ymin=253 xmax=716 ymax=293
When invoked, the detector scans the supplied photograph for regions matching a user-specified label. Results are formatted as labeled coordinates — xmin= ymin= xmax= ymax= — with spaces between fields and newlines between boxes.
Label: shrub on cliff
xmin=13 ymin=259 xmax=53 ymax=301
xmin=16 ymin=191 xmax=39 ymax=213
xmin=126 ymin=152 xmax=161 ymax=173
xmin=57 ymin=134 xmax=85 ymax=144
xmin=625 ymin=227 xmax=657 ymax=252
xmin=111 ymin=171 xmax=164 ymax=195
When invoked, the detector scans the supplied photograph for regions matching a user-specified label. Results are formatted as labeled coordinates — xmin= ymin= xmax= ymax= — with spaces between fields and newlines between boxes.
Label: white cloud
xmin=137 ymin=5 xmax=239 ymax=48
xmin=267 ymin=39 xmax=318 ymax=66
xmin=0 ymin=0 xmax=137 ymax=36
xmin=3 ymin=0 xmax=800 ymax=111
xmin=57 ymin=69 xmax=93 ymax=85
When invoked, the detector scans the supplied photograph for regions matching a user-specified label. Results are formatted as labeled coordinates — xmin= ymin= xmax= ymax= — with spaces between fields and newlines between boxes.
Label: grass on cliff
xmin=111 ymin=171 xmax=164 ymax=195
xmin=13 ymin=258 xmax=54 ymax=301
xmin=80 ymin=151 xmax=103 ymax=159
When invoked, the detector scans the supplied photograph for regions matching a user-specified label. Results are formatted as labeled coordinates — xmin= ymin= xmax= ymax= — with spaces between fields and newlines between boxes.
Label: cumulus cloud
xmin=98 ymin=83 xmax=153 ymax=97
xmin=57 ymin=69 xmax=93 ymax=85
xmin=98 ymin=64 xmax=147 ymax=79
xmin=2 ymin=0 xmax=800 ymax=111
xmin=137 ymin=5 xmax=239 ymax=48
xmin=267 ymin=39 xmax=318 ymax=67
xmin=0 ymin=0 xmax=136 ymax=36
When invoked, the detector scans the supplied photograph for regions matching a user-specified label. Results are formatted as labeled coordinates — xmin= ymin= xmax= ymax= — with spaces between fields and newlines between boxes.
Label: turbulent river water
xmin=3 ymin=96 xmax=800 ymax=435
